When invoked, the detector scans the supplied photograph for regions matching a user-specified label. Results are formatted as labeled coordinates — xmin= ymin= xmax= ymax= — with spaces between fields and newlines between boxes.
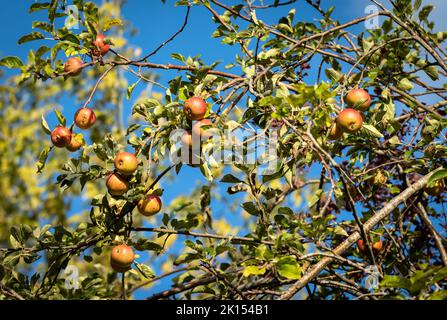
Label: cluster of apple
xmin=329 ymin=88 xmax=371 ymax=140
xmin=106 ymin=152 xmax=163 ymax=216
xmin=53 ymin=33 xmax=166 ymax=273
xmin=106 ymin=152 xmax=161 ymax=273
xmin=106 ymin=153 xmax=162 ymax=272
xmin=63 ymin=34 xmax=110 ymax=77
xmin=180 ymin=96 xmax=213 ymax=166
xmin=357 ymin=238 xmax=383 ymax=256
xmin=50 ymin=34 xmax=111 ymax=150
xmin=51 ymin=107 xmax=96 ymax=151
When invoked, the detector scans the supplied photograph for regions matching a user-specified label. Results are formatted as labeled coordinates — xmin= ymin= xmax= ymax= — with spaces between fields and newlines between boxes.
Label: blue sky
xmin=1 ymin=0 xmax=446 ymax=299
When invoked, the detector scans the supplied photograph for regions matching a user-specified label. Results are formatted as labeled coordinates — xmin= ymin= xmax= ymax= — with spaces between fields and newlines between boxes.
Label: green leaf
xmin=9 ymin=235 xmax=21 ymax=249
xmin=29 ymin=2 xmax=50 ymax=13
xmin=277 ymin=256 xmax=301 ymax=280
xmin=41 ymin=115 xmax=52 ymax=135
xmin=104 ymin=18 xmax=123 ymax=31
xmin=0 ymin=56 xmax=23 ymax=69
xmin=414 ymin=0 xmax=422 ymax=10
xmin=388 ymin=136 xmax=400 ymax=145
xmin=362 ymin=124 xmax=384 ymax=138
xmin=419 ymin=5 xmax=434 ymax=21
xmin=427 ymin=169 xmax=447 ymax=186
xmin=241 ymin=202 xmax=260 ymax=216
xmin=55 ymin=109 xmax=66 ymax=126
xmin=325 ymin=68 xmax=342 ymax=82
xmin=173 ymin=252 xmax=201 ymax=266
xmin=171 ymin=53 xmax=185 ymax=62
xmin=3 ymin=252 xmax=21 ymax=267
xmin=61 ymin=33 xmax=80 ymax=46
xmin=397 ymin=78 xmax=414 ymax=91
xmin=425 ymin=66 xmax=439 ymax=80
xmin=380 ymin=275 xmax=412 ymax=291
xmin=37 ymin=147 xmax=52 ymax=173
xmin=18 ymin=32 xmax=45 ymax=44
xmin=32 ymin=21 xmax=53 ymax=33
xmin=334 ymin=225 xmax=348 ymax=237
xmin=243 ymin=265 xmax=266 ymax=277
xmin=220 ymin=174 xmax=243 ymax=184
xmin=135 ymin=263 xmax=155 ymax=279
xmin=126 ymin=80 xmax=140 ymax=100
xmin=428 ymin=291 xmax=447 ymax=300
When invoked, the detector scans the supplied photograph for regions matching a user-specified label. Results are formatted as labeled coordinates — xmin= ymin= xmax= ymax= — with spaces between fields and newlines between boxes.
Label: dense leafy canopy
xmin=0 ymin=0 xmax=446 ymax=300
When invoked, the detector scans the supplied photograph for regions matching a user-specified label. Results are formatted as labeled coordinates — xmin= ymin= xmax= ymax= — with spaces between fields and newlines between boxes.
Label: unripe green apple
xmin=345 ymin=88 xmax=371 ymax=111
xmin=184 ymin=97 xmax=207 ymax=121
xmin=114 ymin=152 xmax=138 ymax=176
xmin=51 ymin=126 xmax=72 ymax=148
xmin=336 ymin=108 xmax=363 ymax=133
xmin=110 ymin=244 xmax=134 ymax=273
xmin=106 ymin=173 xmax=129 ymax=196
xmin=64 ymin=57 xmax=83 ymax=76
xmin=137 ymin=194 xmax=162 ymax=217
xmin=92 ymin=33 xmax=110 ymax=56
xmin=74 ymin=108 xmax=96 ymax=130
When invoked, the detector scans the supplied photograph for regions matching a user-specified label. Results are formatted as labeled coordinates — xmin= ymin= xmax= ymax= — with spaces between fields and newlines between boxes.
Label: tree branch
xmin=280 ymin=167 xmax=443 ymax=300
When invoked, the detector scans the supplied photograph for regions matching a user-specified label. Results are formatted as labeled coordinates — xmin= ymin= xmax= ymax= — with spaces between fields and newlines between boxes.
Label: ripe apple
xmin=64 ymin=57 xmax=83 ymax=76
xmin=181 ymin=131 xmax=193 ymax=148
xmin=357 ymin=239 xmax=383 ymax=255
xmin=336 ymin=108 xmax=363 ymax=133
xmin=106 ymin=173 xmax=129 ymax=196
xmin=110 ymin=244 xmax=135 ymax=273
xmin=372 ymin=240 xmax=383 ymax=253
xmin=92 ymin=33 xmax=110 ymax=56
xmin=74 ymin=107 xmax=96 ymax=130
xmin=192 ymin=119 xmax=213 ymax=140
xmin=184 ymin=97 xmax=207 ymax=121
xmin=425 ymin=180 xmax=444 ymax=196
xmin=328 ymin=123 xmax=343 ymax=140
xmin=137 ymin=194 xmax=162 ymax=217
xmin=345 ymin=88 xmax=371 ymax=111
xmin=114 ymin=152 xmax=138 ymax=176
xmin=51 ymin=126 xmax=72 ymax=148
xmin=66 ymin=133 xmax=83 ymax=152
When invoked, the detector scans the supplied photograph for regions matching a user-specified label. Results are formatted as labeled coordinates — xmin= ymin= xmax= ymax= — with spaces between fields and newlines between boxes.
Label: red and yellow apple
xmin=110 ymin=244 xmax=135 ymax=273
xmin=51 ymin=126 xmax=72 ymax=148
xmin=106 ymin=173 xmax=129 ymax=196
xmin=137 ymin=194 xmax=162 ymax=217
xmin=64 ymin=57 xmax=83 ymax=76
xmin=345 ymin=88 xmax=371 ymax=111
xmin=74 ymin=108 xmax=96 ymax=130
xmin=336 ymin=108 xmax=363 ymax=133
xmin=114 ymin=152 xmax=138 ymax=176
xmin=183 ymin=97 xmax=207 ymax=121
xmin=92 ymin=33 xmax=110 ymax=56
xmin=66 ymin=133 xmax=83 ymax=152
